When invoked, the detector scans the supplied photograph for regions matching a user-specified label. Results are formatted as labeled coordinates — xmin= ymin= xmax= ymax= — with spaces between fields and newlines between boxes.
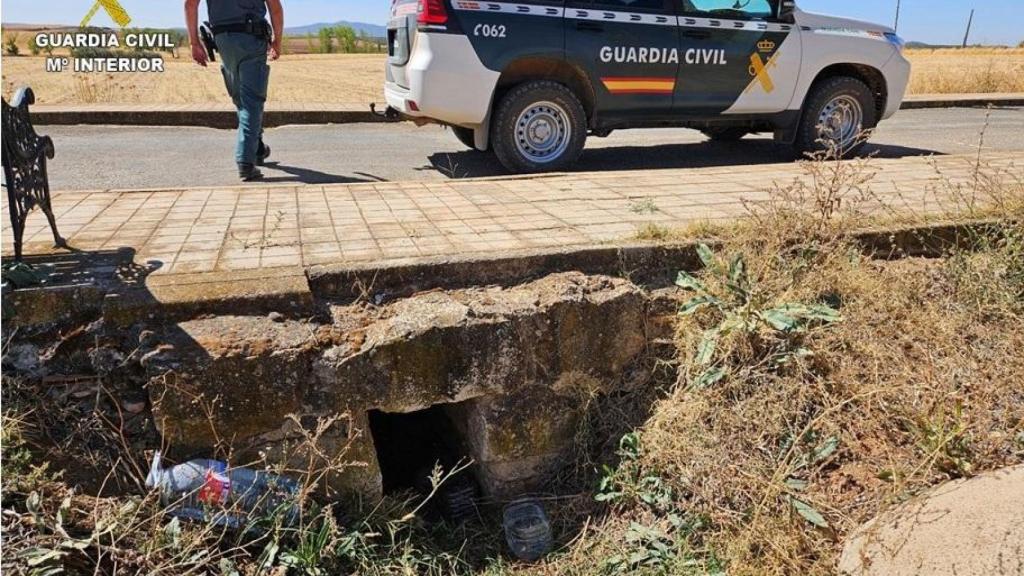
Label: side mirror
xmin=777 ymin=0 xmax=796 ymax=22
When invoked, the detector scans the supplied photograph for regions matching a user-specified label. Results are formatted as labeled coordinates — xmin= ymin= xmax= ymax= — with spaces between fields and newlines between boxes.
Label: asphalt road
xmin=33 ymin=106 xmax=1024 ymax=192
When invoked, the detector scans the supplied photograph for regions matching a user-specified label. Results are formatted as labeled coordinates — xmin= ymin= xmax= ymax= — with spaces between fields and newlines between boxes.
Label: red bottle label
xmin=198 ymin=466 xmax=230 ymax=505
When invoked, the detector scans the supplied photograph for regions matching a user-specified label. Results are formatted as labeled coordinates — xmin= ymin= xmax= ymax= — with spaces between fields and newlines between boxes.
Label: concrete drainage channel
xmin=147 ymin=270 xmax=673 ymax=503
xmin=2 ymin=221 xmax=993 ymax=531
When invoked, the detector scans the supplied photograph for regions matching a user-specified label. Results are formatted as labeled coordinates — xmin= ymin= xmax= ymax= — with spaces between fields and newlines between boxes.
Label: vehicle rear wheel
xmin=702 ymin=127 xmax=749 ymax=142
xmin=451 ymin=126 xmax=480 ymax=150
xmin=492 ymin=80 xmax=587 ymax=173
xmin=795 ymin=76 xmax=877 ymax=157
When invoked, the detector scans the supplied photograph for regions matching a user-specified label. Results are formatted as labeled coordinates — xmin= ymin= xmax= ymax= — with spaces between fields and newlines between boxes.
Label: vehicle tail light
xmin=417 ymin=0 xmax=448 ymax=25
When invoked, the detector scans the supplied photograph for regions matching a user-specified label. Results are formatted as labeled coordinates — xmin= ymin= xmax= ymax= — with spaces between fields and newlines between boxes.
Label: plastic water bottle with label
xmin=145 ymin=451 xmax=300 ymax=529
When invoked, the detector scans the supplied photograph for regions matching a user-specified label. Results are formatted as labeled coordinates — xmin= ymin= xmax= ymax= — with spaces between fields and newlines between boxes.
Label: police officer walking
xmin=185 ymin=0 xmax=284 ymax=181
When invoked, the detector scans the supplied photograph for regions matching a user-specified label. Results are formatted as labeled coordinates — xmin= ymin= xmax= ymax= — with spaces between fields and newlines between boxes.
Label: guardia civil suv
xmin=385 ymin=0 xmax=910 ymax=173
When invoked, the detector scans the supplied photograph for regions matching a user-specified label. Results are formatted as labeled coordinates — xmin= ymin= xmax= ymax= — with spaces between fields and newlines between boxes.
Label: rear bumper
xmin=384 ymin=32 xmax=500 ymax=126
xmin=384 ymin=82 xmax=419 ymax=117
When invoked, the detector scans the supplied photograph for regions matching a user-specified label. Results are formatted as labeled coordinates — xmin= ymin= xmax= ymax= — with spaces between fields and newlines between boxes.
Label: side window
xmin=684 ymin=0 xmax=774 ymax=19
xmin=587 ymin=0 xmax=671 ymax=12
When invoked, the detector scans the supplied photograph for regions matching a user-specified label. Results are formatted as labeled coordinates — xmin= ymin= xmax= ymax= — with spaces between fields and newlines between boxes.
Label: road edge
xmin=30 ymin=95 xmax=1024 ymax=127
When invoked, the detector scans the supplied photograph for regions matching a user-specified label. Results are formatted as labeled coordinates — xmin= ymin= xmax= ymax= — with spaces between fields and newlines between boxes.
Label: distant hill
xmin=285 ymin=21 xmax=386 ymax=38
xmin=1 ymin=22 xmax=69 ymax=30
xmin=3 ymin=20 xmax=386 ymax=37
xmin=905 ymin=41 xmax=960 ymax=49
xmin=905 ymin=40 xmax=1013 ymax=49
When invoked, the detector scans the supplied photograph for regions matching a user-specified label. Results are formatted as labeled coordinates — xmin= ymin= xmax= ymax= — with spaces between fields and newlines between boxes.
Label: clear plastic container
xmin=145 ymin=451 xmax=300 ymax=529
xmin=503 ymin=499 xmax=553 ymax=562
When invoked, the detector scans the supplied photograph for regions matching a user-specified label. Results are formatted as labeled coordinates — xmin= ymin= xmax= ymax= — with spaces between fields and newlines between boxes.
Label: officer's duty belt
xmin=211 ymin=21 xmax=271 ymax=39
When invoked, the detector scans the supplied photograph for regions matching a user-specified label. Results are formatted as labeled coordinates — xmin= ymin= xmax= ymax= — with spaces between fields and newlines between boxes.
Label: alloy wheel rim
xmin=515 ymin=101 xmax=571 ymax=164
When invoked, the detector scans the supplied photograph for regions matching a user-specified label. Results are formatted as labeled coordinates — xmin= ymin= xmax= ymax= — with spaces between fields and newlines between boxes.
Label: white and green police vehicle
xmin=385 ymin=0 xmax=910 ymax=173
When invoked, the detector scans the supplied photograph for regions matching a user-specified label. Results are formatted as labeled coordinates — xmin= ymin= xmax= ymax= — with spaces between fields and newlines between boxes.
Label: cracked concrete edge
xmin=29 ymin=95 xmax=1024 ymax=127
xmin=100 ymin=266 xmax=315 ymax=327
xmin=306 ymin=242 xmax=705 ymax=303
xmin=306 ymin=219 xmax=1002 ymax=303
xmin=4 ymin=219 xmax=1005 ymax=329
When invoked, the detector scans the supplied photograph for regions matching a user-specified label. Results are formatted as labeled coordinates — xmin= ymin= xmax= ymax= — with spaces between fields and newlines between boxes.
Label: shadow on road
xmin=427 ymin=139 xmax=944 ymax=179
xmin=262 ymin=162 xmax=387 ymax=185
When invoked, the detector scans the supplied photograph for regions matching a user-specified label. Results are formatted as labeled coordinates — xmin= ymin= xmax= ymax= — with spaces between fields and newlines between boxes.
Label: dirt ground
xmin=1 ymin=48 xmax=1023 ymax=106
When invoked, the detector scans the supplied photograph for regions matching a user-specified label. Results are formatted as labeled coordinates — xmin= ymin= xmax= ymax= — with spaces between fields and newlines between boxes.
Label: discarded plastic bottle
xmin=145 ymin=451 xmax=300 ymax=529
xmin=503 ymin=499 xmax=553 ymax=562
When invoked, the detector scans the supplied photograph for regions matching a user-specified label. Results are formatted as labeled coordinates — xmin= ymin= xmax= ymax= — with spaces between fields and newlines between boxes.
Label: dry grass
xmin=1 ymin=53 xmax=385 ymax=106
xmin=641 ymin=229 xmax=1024 ymax=575
xmin=511 ymin=144 xmax=1024 ymax=576
xmin=906 ymin=47 xmax=1024 ymax=94
xmin=2 ymin=47 xmax=1023 ymax=106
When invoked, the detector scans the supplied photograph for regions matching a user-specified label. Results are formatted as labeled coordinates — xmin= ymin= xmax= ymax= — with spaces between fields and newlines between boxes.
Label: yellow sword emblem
xmin=81 ymin=0 xmax=132 ymax=28
xmin=746 ymin=51 xmax=779 ymax=94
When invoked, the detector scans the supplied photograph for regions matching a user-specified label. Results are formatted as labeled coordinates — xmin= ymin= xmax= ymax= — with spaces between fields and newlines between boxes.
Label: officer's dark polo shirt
xmin=207 ymin=0 xmax=267 ymax=26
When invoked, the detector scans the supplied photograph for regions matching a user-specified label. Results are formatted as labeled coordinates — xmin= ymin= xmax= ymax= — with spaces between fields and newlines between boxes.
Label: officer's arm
xmin=267 ymin=0 xmax=284 ymax=58
xmin=184 ymin=0 xmax=206 ymax=66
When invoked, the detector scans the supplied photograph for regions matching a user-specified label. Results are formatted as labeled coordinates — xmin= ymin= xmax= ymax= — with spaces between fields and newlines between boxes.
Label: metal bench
xmin=3 ymin=87 xmax=65 ymax=262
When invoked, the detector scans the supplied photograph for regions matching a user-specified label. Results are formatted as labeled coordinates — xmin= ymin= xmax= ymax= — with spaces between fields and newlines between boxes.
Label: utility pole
xmin=961 ymin=9 xmax=974 ymax=48
xmin=894 ymin=0 xmax=901 ymax=32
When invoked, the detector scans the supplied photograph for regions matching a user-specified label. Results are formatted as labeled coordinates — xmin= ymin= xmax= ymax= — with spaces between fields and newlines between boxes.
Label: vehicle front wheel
xmin=701 ymin=127 xmax=749 ymax=142
xmin=492 ymin=80 xmax=587 ymax=173
xmin=795 ymin=76 xmax=878 ymax=157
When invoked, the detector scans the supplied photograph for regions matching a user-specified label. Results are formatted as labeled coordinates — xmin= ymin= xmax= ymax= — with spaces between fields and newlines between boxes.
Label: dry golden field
xmin=907 ymin=47 xmax=1024 ymax=93
xmin=2 ymin=47 xmax=1022 ymax=106
xmin=1 ymin=53 xmax=386 ymax=106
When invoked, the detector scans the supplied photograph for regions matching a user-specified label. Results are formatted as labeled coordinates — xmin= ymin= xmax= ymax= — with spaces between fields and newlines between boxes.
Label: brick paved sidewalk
xmin=3 ymin=152 xmax=1018 ymax=277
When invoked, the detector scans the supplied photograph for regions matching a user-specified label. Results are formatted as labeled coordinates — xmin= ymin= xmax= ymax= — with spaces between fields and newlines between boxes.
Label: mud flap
xmin=773 ymin=109 xmax=802 ymax=144
xmin=474 ymin=110 xmax=491 ymax=151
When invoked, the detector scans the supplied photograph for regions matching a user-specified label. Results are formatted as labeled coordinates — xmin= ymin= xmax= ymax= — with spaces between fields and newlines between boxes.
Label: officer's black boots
xmin=238 ymin=163 xmax=264 ymax=182
xmin=257 ymin=141 xmax=271 ymax=166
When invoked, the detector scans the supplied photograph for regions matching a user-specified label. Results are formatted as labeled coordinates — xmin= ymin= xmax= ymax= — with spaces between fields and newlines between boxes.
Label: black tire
xmin=794 ymin=76 xmax=878 ymax=157
xmin=451 ymin=126 xmax=479 ymax=150
xmin=492 ymin=80 xmax=587 ymax=174
xmin=702 ymin=127 xmax=749 ymax=142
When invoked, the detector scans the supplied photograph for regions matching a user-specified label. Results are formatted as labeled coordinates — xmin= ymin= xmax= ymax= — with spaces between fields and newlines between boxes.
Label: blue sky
xmin=1 ymin=0 xmax=1020 ymax=45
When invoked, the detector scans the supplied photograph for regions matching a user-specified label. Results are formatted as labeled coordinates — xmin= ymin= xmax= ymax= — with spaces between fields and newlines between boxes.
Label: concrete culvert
xmin=367 ymin=404 xmax=473 ymax=494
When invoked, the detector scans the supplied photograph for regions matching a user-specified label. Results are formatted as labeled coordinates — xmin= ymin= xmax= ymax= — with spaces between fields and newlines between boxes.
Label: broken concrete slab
xmin=145 ymin=272 xmax=650 ymax=499
xmin=449 ymin=387 xmax=584 ymax=498
xmin=839 ymin=465 xmax=1024 ymax=576
xmin=147 ymin=315 xmax=325 ymax=455
xmin=306 ymin=243 xmax=703 ymax=304
xmin=311 ymin=274 xmax=647 ymax=413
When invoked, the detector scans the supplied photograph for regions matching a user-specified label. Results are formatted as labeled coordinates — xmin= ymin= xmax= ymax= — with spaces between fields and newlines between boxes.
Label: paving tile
xmin=219 ymin=257 xmax=262 ymax=271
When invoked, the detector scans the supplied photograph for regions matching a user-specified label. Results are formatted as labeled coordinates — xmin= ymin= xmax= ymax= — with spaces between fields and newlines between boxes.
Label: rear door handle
xmin=682 ymin=29 xmax=711 ymax=39
xmin=576 ymin=20 xmax=604 ymax=32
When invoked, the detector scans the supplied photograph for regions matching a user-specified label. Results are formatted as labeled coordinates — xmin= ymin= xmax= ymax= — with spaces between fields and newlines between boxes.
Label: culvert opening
xmin=368 ymin=403 xmax=478 ymax=518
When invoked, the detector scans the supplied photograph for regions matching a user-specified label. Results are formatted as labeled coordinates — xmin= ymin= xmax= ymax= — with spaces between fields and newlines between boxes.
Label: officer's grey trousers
xmin=214 ymin=32 xmax=269 ymax=166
